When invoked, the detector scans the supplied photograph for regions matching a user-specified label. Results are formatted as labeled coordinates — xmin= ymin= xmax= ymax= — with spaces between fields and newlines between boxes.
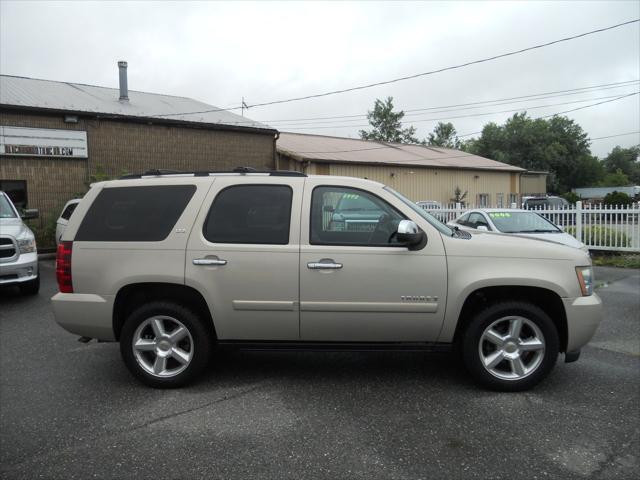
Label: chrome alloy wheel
xmin=132 ymin=316 xmax=194 ymax=378
xmin=478 ymin=316 xmax=546 ymax=381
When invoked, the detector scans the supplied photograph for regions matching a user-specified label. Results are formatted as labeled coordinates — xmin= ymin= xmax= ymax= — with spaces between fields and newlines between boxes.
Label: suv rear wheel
xmin=120 ymin=302 xmax=212 ymax=388
xmin=461 ymin=301 xmax=559 ymax=391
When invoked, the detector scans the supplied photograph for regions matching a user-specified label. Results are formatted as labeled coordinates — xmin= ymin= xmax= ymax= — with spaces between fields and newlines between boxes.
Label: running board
xmin=216 ymin=341 xmax=452 ymax=353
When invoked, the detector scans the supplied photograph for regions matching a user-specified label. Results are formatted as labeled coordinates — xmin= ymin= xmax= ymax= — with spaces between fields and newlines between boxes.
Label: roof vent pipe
xmin=117 ymin=61 xmax=128 ymax=101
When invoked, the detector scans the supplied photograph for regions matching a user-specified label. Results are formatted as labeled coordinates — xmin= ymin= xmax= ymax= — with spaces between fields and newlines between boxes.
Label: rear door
xmin=185 ymin=176 xmax=303 ymax=341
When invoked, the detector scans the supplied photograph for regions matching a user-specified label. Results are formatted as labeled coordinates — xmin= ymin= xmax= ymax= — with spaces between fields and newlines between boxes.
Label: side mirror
xmin=476 ymin=225 xmax=488 ymax=232
xmin=21 ymin=209 xmax=39 ymax=220
xmin=397 ymin=220 xmax=426 ymax=250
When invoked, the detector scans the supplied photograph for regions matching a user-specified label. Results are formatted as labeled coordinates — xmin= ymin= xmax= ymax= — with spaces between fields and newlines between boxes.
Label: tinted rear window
xmin=60 ymin=202 xmax=79 ymax=221
xmin=75 ymin=185 xmax=196 ymax=241
xmin=203 ymin=185 xmax=292 ymax=244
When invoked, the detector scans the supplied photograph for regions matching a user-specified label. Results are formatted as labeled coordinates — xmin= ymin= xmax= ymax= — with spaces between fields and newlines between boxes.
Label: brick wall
xmin=1 ymin=109 xmax=276 ymax=246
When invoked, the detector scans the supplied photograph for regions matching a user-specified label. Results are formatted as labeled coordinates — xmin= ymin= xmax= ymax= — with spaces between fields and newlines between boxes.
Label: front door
xmin=185 ymin=177 xmax=303 ymax=341
xmin=299 ymin=180 xmax=447 ymax=342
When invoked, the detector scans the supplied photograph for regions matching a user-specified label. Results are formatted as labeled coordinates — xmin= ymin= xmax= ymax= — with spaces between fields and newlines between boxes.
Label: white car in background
xmin=449 ymin=208 xmax=587 ymax=251
xmin=0 ymin=191 xmax=39 ymax=294
xmin=56 ymin=199 xmax=82 ymax=246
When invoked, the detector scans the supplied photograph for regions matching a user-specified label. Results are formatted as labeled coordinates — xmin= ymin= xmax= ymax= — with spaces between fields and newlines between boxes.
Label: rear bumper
xmin=51 ymin=292 xmax=116 ymax=341
xmin=0 ymin=252 xmax=38 ymax=285
xmin=563 ymin=293 xmax=602 ymax=353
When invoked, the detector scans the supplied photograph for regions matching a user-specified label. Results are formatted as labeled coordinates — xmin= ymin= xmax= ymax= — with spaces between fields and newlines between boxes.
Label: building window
xmin=0 ymin=180 xmax=28 ymax=211
xmin=496 ymin=193 xmax=504 ymax=208
xmin=477 ymin=193 xmax=490 ymax=207
xmin=509 ymin=193 xmax=518 ymax=207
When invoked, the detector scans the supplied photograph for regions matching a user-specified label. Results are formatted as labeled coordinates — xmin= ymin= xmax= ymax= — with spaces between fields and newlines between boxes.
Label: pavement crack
xmin=136 ymin=383 xmax=266 ymax=429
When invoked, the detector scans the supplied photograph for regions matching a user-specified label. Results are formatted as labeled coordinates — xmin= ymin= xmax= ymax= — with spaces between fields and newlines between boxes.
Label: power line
xmin=149 ymin=19 xmax=639 ymax=118
xmin=257 ymin=80 xmax=639 ymax=124
xmin=245 ymin=19 xmax=639 ymax=109
xmin=286 ymin=130 xmax=640 ymax=157
xmin=281 ymin=91 xmax=639 ymax=130
xmin=163 ymin=80 xmax=638 ymax=127
xmin=590 ymin=131 xmax=640 ymax=141
xmin=457 ymin=92 xmax=639 ymax=138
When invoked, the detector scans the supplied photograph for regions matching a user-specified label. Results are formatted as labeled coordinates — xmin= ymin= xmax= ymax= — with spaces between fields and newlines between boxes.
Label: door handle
xmin=193 ymin=258 xmax=227 ymax=266
xmin=307 ymin=260 xmax=343 ymax=270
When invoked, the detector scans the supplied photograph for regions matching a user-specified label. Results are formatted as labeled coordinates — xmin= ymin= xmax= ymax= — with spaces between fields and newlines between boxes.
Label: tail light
xmin=56 ymin=241 xmax=73 ymax=293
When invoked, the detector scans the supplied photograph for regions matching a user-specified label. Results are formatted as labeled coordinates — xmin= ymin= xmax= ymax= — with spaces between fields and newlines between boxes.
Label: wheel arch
xmin=113 ymin=282 xmax=216 ymax=341
xmin=452 ymin=286 xmax=568 ymax=353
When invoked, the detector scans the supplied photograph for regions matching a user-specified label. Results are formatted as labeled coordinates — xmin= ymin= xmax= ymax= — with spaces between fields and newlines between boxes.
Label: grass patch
xmin=565 ymin=226 xmax=630 ymax=248
xmin=591 ymin=253 xmax=640 ymax=269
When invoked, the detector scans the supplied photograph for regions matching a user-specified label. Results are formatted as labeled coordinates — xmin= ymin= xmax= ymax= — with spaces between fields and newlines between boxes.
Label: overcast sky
xmin=1 ymin=0 xmax=638 ymax=157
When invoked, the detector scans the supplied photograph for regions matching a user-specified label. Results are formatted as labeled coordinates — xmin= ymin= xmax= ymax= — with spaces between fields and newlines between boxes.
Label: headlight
xmin=576 ymin=266 xmax=593 ymax=296
xmin=17 ymin=232 xmax=37 ymax=254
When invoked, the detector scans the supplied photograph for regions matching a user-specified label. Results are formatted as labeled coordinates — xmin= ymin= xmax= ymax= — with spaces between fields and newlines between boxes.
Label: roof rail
xmin=118 ymin=168 xmax=306 ymax=179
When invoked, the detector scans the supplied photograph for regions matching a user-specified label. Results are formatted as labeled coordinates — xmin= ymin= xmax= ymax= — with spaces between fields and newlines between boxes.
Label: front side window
xmin=457 ymin=212 xmax=471 ymax=226
xmin=76 ymin=185 xmax=196 ymax=241
xmin=468 ymin=212 xmax=490 ymax=229
xmin=204 ymin=185 xmax=292 ymax=244
xmin=311 ymin=186 xmax=405 ymax=246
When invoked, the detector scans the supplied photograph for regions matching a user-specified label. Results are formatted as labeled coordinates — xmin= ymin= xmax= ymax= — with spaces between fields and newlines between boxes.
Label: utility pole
xmin=241 ymin=97 xmax=249 ymax=117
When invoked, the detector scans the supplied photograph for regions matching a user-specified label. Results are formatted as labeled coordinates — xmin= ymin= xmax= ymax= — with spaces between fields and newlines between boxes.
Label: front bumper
xmin=563 ymin=293 xmax=603 ymax=352
xmin=0 ymin=252 xmax=38 ymax=285
xmin=51 ymin=292 xmax=116 ymax=341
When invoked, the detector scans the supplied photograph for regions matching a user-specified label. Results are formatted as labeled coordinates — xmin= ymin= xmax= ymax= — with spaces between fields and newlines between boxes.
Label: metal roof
xmin=0 ymin=74 xmax=273 ymax=131
xmin=277 ymin=132 xmax=525 ymax=172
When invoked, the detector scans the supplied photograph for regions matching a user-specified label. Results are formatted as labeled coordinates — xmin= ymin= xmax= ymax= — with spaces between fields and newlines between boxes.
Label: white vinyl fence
xmin=420 ymin=201 xmax=640 ymax=252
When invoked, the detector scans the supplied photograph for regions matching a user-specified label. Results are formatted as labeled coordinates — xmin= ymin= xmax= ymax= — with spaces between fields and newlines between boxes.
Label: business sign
xmin=0 ymin=126 xmax=88 ymax=158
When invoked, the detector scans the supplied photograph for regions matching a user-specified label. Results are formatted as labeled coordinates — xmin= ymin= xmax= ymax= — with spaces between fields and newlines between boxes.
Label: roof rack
xmin=119 ymin=167 xmax=307 ymax=180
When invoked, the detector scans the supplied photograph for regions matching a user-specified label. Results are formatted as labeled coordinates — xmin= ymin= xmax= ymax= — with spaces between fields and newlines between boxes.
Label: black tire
xmin=460 ymin=301 xmax=559 ymax=392
xmin=120 ymin=301 xmax=213 ymax=388
xmin=19 ymin=275 xmax=40 ymax=295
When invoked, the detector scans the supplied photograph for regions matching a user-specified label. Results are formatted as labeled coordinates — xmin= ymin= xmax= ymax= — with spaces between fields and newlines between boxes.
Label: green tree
xmin=599 ymin=168 xmax=630 ymax=187
xmin=465 ymin=113 xmax=594 ymax=193
xmin=602 ymin=145 xmax=640 ymax=184
xmin=561 ymin=192 xmax=581 ymax=204
xmin=427 ymin=122 xmax=461 ymax=149
xmin=603 ymin=191 xmax=632 ymax=206
xmin=359 ymin=97 xmax=419 ymax=144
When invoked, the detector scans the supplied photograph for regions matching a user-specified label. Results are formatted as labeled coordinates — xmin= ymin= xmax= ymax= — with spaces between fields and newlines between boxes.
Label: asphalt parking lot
xmin=1 ymin=262 xmax=638 ymax=479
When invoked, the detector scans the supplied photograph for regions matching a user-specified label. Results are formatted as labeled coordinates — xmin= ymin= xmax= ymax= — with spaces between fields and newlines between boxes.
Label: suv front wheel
xmin=461 ymin=301 xmax=559 ymax=391
xmin=120 ymin=302 xmax=212 ymax=388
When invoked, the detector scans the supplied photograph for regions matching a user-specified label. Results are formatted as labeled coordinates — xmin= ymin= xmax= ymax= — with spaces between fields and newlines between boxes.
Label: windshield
xmin=487 ymin=211 xmax=560 ymax=233
xmin=0 ymin=194 xmax=18 ymax=219
xmin=384 ymin=186 xmax=454 ymax=236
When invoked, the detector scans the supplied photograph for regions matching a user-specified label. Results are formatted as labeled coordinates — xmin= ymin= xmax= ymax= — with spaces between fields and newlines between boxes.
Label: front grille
xmin=0 ymin=237 xmax=17 ymax=259
xmin=0 ymin=274 xmax=19 ymax=281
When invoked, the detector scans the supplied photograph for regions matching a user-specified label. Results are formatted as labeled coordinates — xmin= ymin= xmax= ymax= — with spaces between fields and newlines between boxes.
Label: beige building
xmin=277 ymin=132 xmax=525 ymax=207
xmin=520 ymin=171 xmax=549 ymax=196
